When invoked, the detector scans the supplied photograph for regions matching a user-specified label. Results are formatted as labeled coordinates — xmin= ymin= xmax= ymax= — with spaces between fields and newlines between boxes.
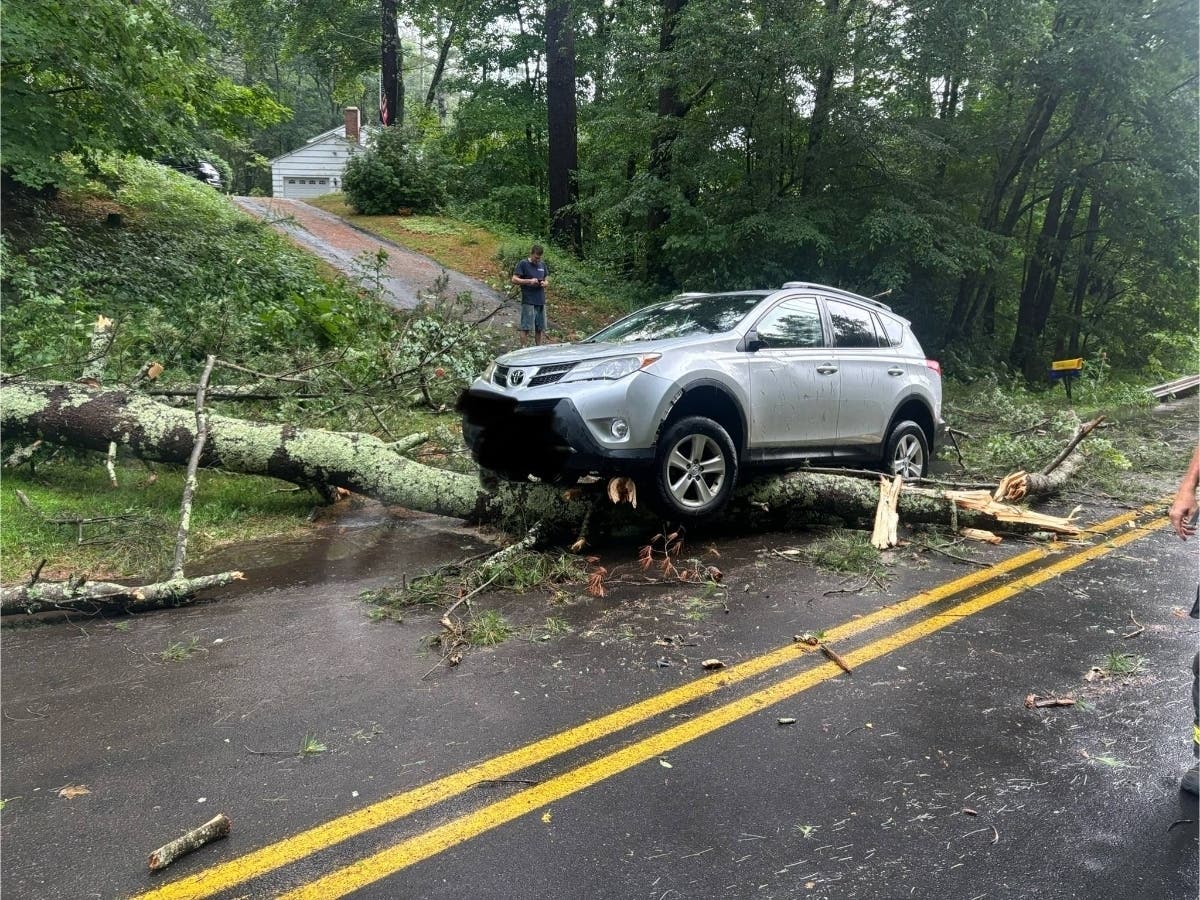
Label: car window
xmin=755 ymin=297 xmax=824 ymax=348
xmin=878 ymin=315 xmax=904 ymax=347
xmin=826 ymin=300 xmax=880 ymax=348
xmin=587 ymin=293 xmax=766 ymax=343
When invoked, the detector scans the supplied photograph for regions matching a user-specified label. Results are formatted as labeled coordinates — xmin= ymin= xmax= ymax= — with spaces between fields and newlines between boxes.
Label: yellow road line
xmin=282 ymin=516 xmax=1166 ymax=900
xmin=135 ymin=503 xmax=1164 ymax=900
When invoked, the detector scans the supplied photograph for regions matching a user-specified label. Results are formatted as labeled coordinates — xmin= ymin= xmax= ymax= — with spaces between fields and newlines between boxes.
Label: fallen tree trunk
xmin=0 ymin=571 xmax=244 ymax=616
xmin=1 ymin=380 xmax=1082 ymax=543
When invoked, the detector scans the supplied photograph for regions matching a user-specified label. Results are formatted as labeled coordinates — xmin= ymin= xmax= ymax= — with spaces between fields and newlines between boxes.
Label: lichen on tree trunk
xmin=1 ymin=380 xmax=1081 ymax=549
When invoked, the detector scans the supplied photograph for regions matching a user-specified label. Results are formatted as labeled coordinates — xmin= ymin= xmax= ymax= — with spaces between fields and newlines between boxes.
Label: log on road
xmin=1 ymin=379 xmax=1083 ymax=547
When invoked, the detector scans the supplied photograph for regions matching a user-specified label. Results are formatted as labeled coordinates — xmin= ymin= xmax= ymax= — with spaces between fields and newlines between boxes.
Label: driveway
xmin=233 ymin=197 xmax=516 ymax=328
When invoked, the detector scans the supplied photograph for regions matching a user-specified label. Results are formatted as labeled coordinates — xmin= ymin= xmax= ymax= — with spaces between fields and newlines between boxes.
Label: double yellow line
xmin=137 ymin=504 xmax=1166 ymax=900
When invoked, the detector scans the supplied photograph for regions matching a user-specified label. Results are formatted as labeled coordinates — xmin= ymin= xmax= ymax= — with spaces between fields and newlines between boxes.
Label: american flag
xmin=380 ymin=79 xmax=390 ymax=126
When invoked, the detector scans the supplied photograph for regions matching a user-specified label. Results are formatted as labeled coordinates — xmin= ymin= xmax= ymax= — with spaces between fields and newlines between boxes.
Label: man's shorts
xmin=520 ymin=303 xmax=547 ymax=332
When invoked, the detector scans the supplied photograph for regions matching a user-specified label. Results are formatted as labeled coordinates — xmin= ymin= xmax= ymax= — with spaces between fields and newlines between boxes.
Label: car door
xmin=745 ymin=295 xmax=839 ymax=448
xmin=824 ymin=298 xmax=898 ymax=447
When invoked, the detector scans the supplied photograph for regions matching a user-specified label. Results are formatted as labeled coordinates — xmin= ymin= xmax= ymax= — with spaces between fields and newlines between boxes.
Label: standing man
xmin=1167 ymin=441 xmax=1200 ymax=796
xmin=512 ymin=244 xmax=549 ymax=346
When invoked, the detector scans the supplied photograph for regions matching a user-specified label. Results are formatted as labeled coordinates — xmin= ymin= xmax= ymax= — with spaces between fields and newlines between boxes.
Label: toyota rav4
xmin=458 ymin=283 xmax=944 ymax=521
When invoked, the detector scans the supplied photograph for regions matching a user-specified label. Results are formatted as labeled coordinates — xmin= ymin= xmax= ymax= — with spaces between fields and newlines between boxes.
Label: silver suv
xmin=459 ymin=283 xmax=944 ymax=521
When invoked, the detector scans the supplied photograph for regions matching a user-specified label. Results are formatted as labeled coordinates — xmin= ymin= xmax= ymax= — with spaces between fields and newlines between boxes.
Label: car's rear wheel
xmin=651 ymin=416 xmax=738 ymax=521
xmin=884 ymin=420 xmax=929 ymax=479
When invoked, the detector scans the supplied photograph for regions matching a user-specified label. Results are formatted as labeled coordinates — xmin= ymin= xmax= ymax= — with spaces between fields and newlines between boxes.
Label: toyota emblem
xmin=508 ymin=368 xmax=526 ymax=387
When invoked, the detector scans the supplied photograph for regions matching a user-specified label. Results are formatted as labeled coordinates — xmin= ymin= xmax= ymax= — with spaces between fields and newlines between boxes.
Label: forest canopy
xmin=2 ymin=0 xmax=1196 ymax=378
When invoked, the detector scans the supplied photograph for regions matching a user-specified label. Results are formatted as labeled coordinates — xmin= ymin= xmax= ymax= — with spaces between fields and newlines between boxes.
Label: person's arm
xmin=511 ymin=263 xmax=528 ymax=286
xmin=1168 ymin=442 xmax=1200 ymax=540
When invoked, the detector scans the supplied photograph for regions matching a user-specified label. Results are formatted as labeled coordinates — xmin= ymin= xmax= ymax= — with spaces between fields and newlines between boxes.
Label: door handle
xmin=816 ymin=365 xmax=838 ymax=375
xmin=887 ymin=367 xmax=904 ymax=376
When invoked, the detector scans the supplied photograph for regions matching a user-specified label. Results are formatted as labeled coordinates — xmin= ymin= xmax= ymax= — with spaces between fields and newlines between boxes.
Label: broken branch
xmin=147 ymin=813 xmax=231 ymax=871
xmin=170 ymin=355 xmax=216 ymax=580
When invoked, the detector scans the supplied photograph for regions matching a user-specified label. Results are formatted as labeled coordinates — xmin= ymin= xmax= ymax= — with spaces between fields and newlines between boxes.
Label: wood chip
xmin=959 ymin=527 xmax=1002 ymax=545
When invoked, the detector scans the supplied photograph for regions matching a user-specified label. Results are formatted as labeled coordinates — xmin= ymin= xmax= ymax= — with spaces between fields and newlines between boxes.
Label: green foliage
xmin=0 ymin=454 xmax=316 ymax=582
xmin=161 ymin=637 xmax=202 ymax=661
xmin=299 ymin=734 xmax=328 ymax=755
xmin=465 ymin=609 xmax=513 ymax=646
xmin=0 ymin=0 xmax=284 ymax=190
xmin=799 ymin=530 xmax=883 ymax=576
xmin=344 ymin=126 xmax=452 ymax=215
xmin=390 ymin=289 xmax=497 ymax=405
xmin=1 ymin=156 xmax=392 ymax=383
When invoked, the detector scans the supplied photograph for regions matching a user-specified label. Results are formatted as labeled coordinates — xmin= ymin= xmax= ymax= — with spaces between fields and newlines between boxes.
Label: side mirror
xmin=742 ymin=330 xmax=764 ymax=353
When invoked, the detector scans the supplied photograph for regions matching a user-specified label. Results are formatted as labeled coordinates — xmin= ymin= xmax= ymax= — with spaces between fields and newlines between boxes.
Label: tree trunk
xmin=546 ymin=0 xmax=581 ymax=252
xmin=1067 ymin=190 xmax=1102 ymax=357
xmin=2 ymin=381 xmax=1082 ymax=539
xmin=424 ymin=14 xmax=460 ymax=112
xmin=381 ymin=0 xmax=401 ymax=125
xmin=644 ymin=0 xmax=688 ymax=287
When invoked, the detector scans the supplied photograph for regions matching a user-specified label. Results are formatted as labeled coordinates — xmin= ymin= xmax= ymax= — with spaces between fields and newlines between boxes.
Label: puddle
xmin=196 ymin=510 xmax=495 ymax=597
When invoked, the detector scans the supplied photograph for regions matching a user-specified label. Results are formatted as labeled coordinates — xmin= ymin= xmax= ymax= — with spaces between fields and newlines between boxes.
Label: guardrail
xmin=1148 ymin=374 xmax=1200 ymax=400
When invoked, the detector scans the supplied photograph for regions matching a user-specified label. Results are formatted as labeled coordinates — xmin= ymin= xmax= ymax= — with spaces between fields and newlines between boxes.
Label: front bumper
xmin=457 ymin=388 xmax=655 ymax=481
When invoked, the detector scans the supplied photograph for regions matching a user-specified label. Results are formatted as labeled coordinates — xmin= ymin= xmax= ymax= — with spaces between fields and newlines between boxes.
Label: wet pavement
xmin=2 ymin=494 xmax=1197 ymax=899
xmin=232 ymin=197 xmax=514 ymax=326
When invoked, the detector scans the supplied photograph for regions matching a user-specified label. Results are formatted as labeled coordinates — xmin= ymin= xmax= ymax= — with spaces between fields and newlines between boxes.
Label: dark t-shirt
xmin=514 ymin=258 xmax=548 ymax=306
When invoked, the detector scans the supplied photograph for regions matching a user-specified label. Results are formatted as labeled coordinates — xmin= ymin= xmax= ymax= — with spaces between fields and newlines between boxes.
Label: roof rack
xmin=779 ymin=281 xmax=893 ymax=312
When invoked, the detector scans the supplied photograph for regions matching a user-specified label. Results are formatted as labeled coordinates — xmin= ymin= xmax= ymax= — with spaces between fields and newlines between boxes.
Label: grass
xmin=1102 ymin=652 xmax=1146 ymax=677
xmin=940 ymin=373 xmax=1185 ymax=501
xmin=299 ymin=735 xmax=328 ymax=755
xmin=1 ymin=456 xmax=317 ymax=583
xmin=307 ymin=195 xmax=502 ymax=285
xmin=160 ymin=637 xmax=201 ymax=661
xmin=362 ymin=550 xmax=589 ymax=615
xmin=465 ymin=609 xmax=512 ymax=646
xmin=679 ymin=595 xmax=721 ymax=623
xmin=540 ymin=616 xmax=572 ymax=637
xmin=800 ymin=529 xmax=883 ymax=575
xmin=304 ymin=195 xmax=634 ymax=340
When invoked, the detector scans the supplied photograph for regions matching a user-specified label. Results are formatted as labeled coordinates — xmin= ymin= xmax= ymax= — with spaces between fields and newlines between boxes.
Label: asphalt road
xmin=2 ymin=499 xmax=1197 ymax=900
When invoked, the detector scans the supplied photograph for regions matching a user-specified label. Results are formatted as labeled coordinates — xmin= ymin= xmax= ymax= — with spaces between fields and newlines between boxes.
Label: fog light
xmin=610 ymin=418 xmax=629 ymax=439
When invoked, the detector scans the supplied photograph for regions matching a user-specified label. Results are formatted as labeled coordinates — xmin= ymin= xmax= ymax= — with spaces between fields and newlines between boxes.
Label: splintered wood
xmin=941 ymin=489 xmax=1082 ymax=535
xmin=871 ymin=475 xmax=903 ymax=549
xmin=959 ymin=528 xmax=1003 ymax=545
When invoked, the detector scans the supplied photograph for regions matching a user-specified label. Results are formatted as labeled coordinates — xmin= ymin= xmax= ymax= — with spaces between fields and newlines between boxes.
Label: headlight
xmin=561 ymin=354 xmax=661 ymax=382
xmin=480 ymin=361 xmax=496 ymax=382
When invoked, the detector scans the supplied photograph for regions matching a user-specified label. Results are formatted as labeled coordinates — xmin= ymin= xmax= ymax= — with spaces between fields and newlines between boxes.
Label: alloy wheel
xmin=665 ymin=434 xmax=727 ymax=508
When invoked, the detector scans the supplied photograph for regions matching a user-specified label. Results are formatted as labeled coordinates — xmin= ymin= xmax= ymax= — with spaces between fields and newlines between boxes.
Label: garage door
xmin=281 ymin=176 xmax=332 ymax=198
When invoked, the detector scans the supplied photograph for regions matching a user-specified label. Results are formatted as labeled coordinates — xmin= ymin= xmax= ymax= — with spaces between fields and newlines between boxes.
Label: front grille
xmin=529 ymin=362 xmax=577 ymax=387
xmin=491 ymin=361 xmax=576 ymax=388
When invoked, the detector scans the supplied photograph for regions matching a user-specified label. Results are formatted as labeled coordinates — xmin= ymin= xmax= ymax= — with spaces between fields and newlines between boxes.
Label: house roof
xmin=268 ymin=125 xmax=367 ymax=165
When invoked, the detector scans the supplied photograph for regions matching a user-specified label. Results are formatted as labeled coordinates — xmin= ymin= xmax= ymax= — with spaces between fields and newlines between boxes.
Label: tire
xmin=651 ymin=416 xmax=739 ymax=521
xmin=884 ymin=420 xmax=930 ymax=479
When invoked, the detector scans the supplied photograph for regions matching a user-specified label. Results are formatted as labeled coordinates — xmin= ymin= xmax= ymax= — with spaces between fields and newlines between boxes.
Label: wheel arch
xmin=658 ymin=380 xmax=748 ymax=456
xmin=886 ymin=395 xmax=936 ymax=448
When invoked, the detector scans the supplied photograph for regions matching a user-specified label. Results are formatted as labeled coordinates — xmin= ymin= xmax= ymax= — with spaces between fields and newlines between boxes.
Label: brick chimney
xmin=344 ymin=107 xmax=361 ymax=145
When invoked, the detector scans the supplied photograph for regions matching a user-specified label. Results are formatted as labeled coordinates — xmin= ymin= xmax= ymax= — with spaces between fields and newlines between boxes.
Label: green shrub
xmin=343 ymin=126 xmax=450 ymax=215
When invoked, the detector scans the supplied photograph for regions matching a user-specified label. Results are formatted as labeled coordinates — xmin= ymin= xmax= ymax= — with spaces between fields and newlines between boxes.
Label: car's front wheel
xmin=884 ymin=420 xmax=930 ymax=479
xmin=651 ymin=416 xmax=738 ymax=521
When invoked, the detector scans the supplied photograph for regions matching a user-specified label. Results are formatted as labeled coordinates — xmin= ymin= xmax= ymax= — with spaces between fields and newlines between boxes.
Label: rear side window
xmin=877 ymin=315 xmax=904 ymax=347
xmin=826 ymin=300 xmax=880 ymax=348
xmin=756 ymin=297 xmax=824 ymax=348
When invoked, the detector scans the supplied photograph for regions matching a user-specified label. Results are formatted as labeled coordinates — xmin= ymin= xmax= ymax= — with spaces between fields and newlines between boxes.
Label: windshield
xmin=587 ymin=293 xmax=767 ymax=344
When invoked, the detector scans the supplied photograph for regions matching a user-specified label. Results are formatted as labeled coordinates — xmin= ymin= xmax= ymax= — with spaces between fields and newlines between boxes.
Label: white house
xmin=269 ymin=108 xmax=367 ymax=199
